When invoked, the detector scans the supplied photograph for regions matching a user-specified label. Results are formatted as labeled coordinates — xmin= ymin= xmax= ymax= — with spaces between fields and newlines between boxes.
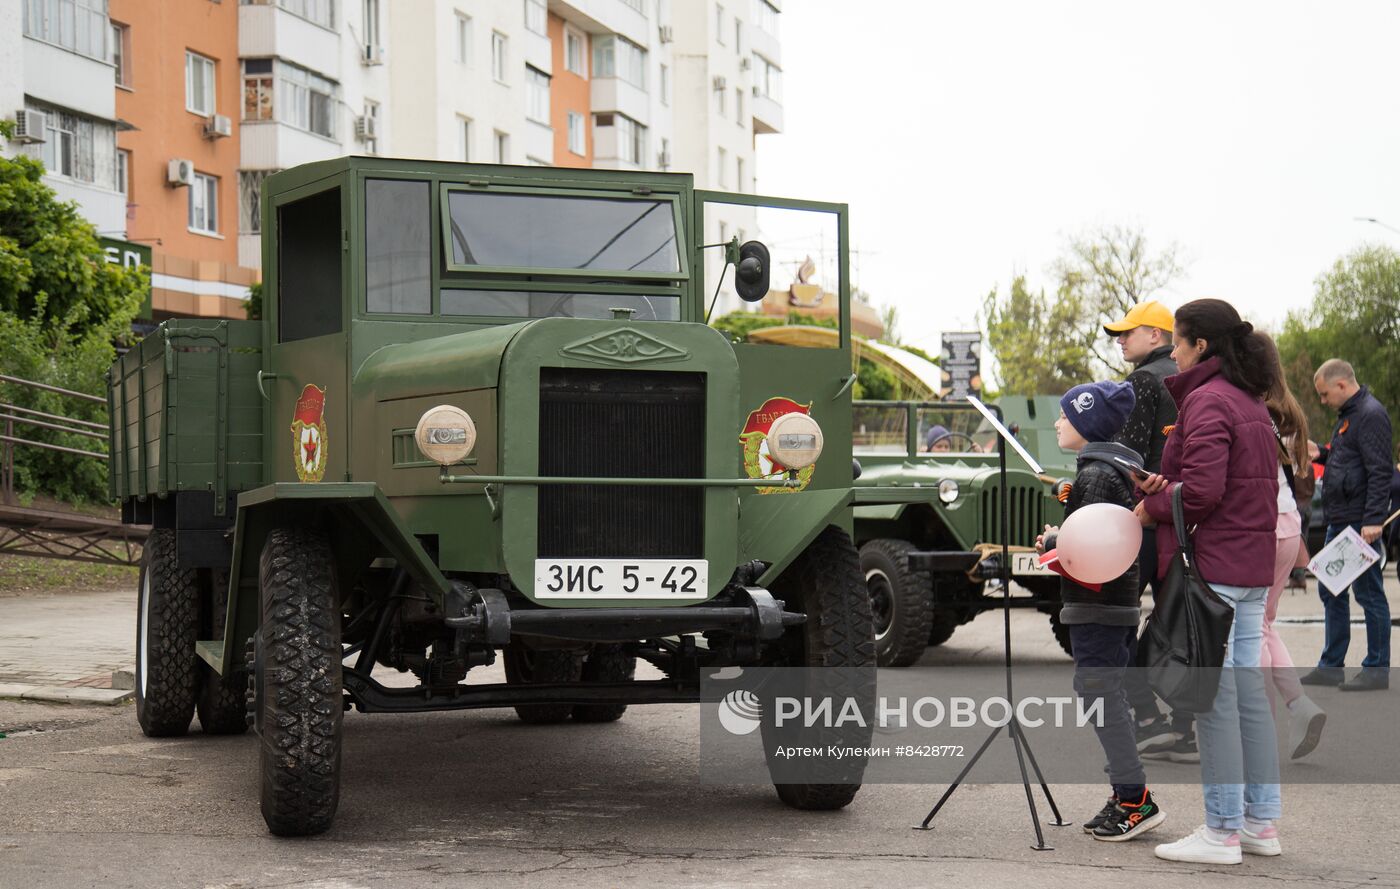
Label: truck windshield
xmin=445 ymin=191 xmax=680 ymax=274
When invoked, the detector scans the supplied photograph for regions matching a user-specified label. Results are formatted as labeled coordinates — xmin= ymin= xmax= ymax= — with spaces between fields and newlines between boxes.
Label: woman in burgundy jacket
xmin=1133 ymin=299 xmax=1283 ymax=866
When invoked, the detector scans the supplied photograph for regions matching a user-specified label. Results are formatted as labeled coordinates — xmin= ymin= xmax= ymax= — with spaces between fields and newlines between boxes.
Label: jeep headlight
xmin=938 ymin=479 xmax=959 ymax=504
xmin=767 ymin=412 xmax=824 ymax=471
xmin=414 ymin=405 xmax=477 ymax=466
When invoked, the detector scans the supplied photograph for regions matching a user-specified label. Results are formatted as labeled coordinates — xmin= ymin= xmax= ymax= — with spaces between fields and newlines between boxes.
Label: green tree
xmin=245 ymin=280 xmax=263 ymax=320
xmin=981 ymin=275 xmax=1095 ymax=395
xmin=1276 ymin=244 xmax=1400 ymax=447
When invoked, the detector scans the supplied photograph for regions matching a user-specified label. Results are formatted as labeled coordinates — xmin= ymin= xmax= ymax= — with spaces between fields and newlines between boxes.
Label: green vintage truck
xmin=850 ymin=401 xmax=1070 ymax=666
xmin=108 ymin=157 xmax=873 ymax=835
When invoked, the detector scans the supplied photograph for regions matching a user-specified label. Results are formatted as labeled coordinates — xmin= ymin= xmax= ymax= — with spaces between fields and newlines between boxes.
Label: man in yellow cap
xmin=1103 ymin=300 xmax=1190 ymax=760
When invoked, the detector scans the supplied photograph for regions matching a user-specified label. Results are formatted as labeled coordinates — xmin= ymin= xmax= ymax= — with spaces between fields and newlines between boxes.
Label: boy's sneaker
xmin=1135 ymin=715 xmax=1179 ymax=754
xmin=1083 ymin=795 xmax=1118 ymax=834
xmin=1091 ymin=790 xmax=1165 ymax=842
xmin=1155 ymin=826 xmax=1242 ymax=864
xmin=1240 ymin=824 xmax=1282 ymax=856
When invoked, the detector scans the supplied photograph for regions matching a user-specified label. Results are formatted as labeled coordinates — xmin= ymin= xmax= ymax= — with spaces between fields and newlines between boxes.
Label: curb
xmin=0 ymin=682 xmax=132 ymax=706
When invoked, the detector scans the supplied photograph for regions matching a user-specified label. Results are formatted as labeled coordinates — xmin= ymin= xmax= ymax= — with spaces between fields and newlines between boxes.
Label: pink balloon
xmin=1056 ymin=502 xmax=1143 ymax=584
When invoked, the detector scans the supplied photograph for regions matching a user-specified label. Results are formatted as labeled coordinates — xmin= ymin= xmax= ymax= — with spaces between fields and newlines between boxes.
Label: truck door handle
xmin=256 ymin=370 xmax=279 ymax=401
xmin=832 ymin=374 xmax=856 ymax=400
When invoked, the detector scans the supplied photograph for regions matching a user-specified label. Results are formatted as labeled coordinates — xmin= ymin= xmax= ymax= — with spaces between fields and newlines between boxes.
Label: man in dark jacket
xmin=1103 ymin=301 xmax=1185 ymax=752
xmin=1038 ymin=380 xmax=1165 ymax=842
xmin=1301 ymin=359 xmax=1394 ymax=691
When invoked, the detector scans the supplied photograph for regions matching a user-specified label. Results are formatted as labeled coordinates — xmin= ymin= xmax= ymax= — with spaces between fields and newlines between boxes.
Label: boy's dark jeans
xmin=1069 ymin=623 xmax=1147 ymax=800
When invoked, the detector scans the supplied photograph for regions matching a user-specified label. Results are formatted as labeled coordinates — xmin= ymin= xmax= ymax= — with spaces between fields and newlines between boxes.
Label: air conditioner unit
xmin=712 ymin=75 xmax=727 ymax=91
xmin=167 ymin=158 xmax=196 ymax=187
xmin=658 ymin=24 xmax=674 ymax=43
xmin=203 ymin=114 xmax=232 ymax=139
xmin=739 ymin=56 xmax=751 ymax=71
xmin=354 ymin=115 xmax=376 ymax=141
xmin=362 ymin=44 xmax=384 ymax=66
xmin=13 ymin=109 xmax=46 ymax=143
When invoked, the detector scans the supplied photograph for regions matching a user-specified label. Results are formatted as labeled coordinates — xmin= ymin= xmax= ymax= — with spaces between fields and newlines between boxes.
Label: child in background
xmin=1037 ymin=380 xmax=1166 ymax=842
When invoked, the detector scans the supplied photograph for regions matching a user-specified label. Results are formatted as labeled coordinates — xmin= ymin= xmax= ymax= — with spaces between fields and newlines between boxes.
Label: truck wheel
xmin=573 ymin=644 xmax=635 ymax=723
xmin=504 ymin=646 xmax=582 ymax=724
xmin=257 ymin=528 xmax=342 ymax=837
xmin=197 ymin=570 xmax=249 ymax=735
xmin=860 ymin=539 xmax=933 ymax=668
xmin=764 ymin=526 xmax=876 ymax=811
xmin=1049 ymin=612 xmax=1074 ymax=657
xmin=135 ymin=529 xmax=200 ymax=738
xmin=927 ymin=610 xmax=961 ymax=647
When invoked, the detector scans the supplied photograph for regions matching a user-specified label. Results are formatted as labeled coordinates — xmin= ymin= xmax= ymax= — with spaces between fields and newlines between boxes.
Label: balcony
xmin=752 ymin=90 xmax=782 ymax=135
xmin=46 ymin=177 xmax=125 ymax=237
xmin=239 ymin=3 xmax=340 ymax=81
xmin=23 ymin=37 xmax=115 ymax=121
xmin=240 ymin=120 xmax=343 ymax=171
xmin=590 ymin=78 xmax=650 ymax=127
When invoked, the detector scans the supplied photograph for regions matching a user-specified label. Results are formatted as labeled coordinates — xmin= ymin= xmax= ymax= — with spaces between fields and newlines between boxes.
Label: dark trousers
xmin=1069 ymin=623 xmax=1147 ymax=799
xmin=1318 ymin=522 xmax=1391 ymax=669
xmin=1125 ymin=528 xmax=1163 ymax=717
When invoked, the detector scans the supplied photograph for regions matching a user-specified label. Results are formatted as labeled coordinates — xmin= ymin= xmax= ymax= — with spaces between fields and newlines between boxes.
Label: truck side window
xmin=366 ymin=179 xmax=431 ymax=315
xmin=278 ymin=187 xmax=343 ymax=342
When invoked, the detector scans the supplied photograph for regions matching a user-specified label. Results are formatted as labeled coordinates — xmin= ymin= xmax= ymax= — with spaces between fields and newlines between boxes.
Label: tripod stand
xmin=913 ymin=398 xmax=1068 ymax=850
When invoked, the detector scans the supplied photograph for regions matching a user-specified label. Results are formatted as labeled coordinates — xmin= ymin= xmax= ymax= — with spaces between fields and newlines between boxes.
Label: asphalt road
xmin=1 ymin=584 xmax=1397 ymax=888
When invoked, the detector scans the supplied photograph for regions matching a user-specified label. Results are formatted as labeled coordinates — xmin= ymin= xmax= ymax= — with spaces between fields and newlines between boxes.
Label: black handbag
xmin=1138 ymin=485 xmax=1236 ymax=713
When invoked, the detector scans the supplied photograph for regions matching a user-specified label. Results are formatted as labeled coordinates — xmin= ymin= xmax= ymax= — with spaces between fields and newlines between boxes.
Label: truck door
xmin=264 ymin=181 xmax=349 ymax=485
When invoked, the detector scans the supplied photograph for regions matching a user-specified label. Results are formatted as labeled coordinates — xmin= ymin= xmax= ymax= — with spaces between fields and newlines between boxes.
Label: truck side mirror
xmin=735 ymin=241 xmax=770 ymax=303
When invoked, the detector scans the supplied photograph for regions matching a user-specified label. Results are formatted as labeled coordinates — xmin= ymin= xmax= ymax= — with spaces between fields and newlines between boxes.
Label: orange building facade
xmin=111 ymin=0 xmax=256 ymax=320
xmin=548 ymin=13 xmax=592 ymax=169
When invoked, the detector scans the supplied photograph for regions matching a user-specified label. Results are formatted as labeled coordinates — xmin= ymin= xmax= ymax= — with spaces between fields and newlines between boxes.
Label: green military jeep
xmin=107 ymin=157 xmax=873 ymax=835
xmin=850 ymin=401 xmax=1070 ymax=666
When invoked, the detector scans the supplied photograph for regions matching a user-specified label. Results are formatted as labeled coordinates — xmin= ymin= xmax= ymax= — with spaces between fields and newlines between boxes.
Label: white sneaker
xmin=1154 ymin=826 xmax=1243 ymax=865
xmin=1288 ymin=695 xmax=1326 ymax=760
xmin=1241 ymin=824 xmax=1282 ymax=856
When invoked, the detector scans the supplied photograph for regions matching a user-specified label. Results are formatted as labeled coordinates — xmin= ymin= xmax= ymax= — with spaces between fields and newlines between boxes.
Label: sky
xmin=755 ymin=0 xmax=1400 ymax=359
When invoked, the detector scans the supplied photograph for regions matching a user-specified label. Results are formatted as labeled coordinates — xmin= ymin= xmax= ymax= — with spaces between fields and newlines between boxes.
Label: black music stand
xmin=912 ymin=395 xmax=1068 ymax=850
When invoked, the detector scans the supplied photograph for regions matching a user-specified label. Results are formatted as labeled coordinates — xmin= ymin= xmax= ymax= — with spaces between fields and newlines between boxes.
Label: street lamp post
xmin=1354 ymin=216 xmax=1400 ymax=236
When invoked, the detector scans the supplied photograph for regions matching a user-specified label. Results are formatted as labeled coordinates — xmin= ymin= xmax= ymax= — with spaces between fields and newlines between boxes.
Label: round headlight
xmin=414 ymin=405 xmax=477 ymax=466
xmin=938 ymin=479 xmax=960 ymax=504
xmin=767 ymin=412 xmax=824 ymax=471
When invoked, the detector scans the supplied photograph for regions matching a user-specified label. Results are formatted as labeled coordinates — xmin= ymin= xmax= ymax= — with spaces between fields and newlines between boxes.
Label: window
xmin=735 ymin=17 xmax=742 ymax=52
xmin=111 ymin=22 xmax=131 ymax=87
xmin=592 ymin=35 xmax=646 ymax=91
xmin=455 ymin=13 xmax=473 ymax=65
xmin=242 ymin=58 xmax=274 ymax=120
xmin=186 ymin=51 xmax=216 ymax=116
xmin=659 ymin=63 xmax=669 ymax=105
xmin=755 ymin=54 xmax=782 ymax=100
xmin=755 ymin=0 xmax=779 ymax=36
xmin=116 ymin=149 xmax=129 ymax=199
xmin=33 ymin=105 xmax=117 ymax=189
xmin=23 ymin=0 xmax=107 ymax=61
xmin=189 ymin=172 xmax=219 ymax=235
xmin=619 ymin=0 xmax=645 ymax=12
xmin=524 ymin=0 xmax=546 ymax=35
xmin=244 ymin=0 xmax=336 ymax=30
xmin=564 ymin=27 xmax=585 ymax=76
xmin=526 ymin=66 xmax=550 ymax=123
xmin=719 ymin=221 xmax=728 ymax=245
xmin=567 ymin=111 xmax=585 ymax=156
xmin=735 ymin=87 xmax=743 ymax=125
xmin=362 ymin=100 xmax=379 ymax=154
xmin=240 ymin=170 xmax=273 ymax=234
xmin=366 ymin=179 xmax=431 ymax=315
xmin=278 ymin=187 xmax=343 ymax=343
xmin=363 ymin=0 xmax=380 ymax=54
xmin=613 ymin=114 xmax=646 ymax=165
xmin=460 ymin=117 xmax=472 ymax=160
xmin=736 ymin=155 xmax=745 ymax=192
xmin=716 ymin=84 xmax=725 ymax=117
xmin=42 ymin=113 xmax=75 ymax=179
xmin=494 ymin=130 xmax=510 ymax=164
xmin=658 ymin=136 xmax=671 ymax=170
xmin=715 ymin=4 xmax=725 ymax=43
xmin=491 ymin=31 xmax=508 ymax=82
xmin=717 ymin=147 xmax=727 ymax=188
xmin=278 ymin=60 xmax=338 ymax=137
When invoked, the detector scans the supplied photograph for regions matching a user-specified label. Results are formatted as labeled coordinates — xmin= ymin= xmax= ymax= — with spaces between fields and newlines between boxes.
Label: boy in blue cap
xmin=1036 ymin=380 xmax=1165 ymax=842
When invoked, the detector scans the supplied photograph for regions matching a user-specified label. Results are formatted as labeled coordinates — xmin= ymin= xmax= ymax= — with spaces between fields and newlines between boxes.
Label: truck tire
xmin=764 ymin=526 xmax=876 ymax=811
xmin=860 ymin=539 xmax=933 ymax=668
xmin=504 ymin=646 xmax=582 ymax=724
xmin=257 ymin=528 xmax=342 ymax=837
xmin=573 ymin=644 xmax=635 ymax=723
xmin=197 ymin=569 xmax=249 ymax=735
xmin=1049 ymin=612 xmax=1074 ymax=658
xmin=135 ymin=529 xmax=200 ymax=738
xmin=927 ymin=609 xmax=961 ymax=647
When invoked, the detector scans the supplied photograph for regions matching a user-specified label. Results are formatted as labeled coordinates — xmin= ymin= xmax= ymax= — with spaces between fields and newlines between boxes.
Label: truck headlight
xmin=414 ymin=405 xmax=477 ymax=466
xmin=767 ymin=412 xmax=824 ymax=471
xmin=938 ymin=479 xmax=959 ymax=504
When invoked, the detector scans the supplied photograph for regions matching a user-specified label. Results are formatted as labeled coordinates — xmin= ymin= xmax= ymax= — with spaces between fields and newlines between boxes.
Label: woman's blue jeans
xmin=1197 ymin=583 xmax=1282 ymax=830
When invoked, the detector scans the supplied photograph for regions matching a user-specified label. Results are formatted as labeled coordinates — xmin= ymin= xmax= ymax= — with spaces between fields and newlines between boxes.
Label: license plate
xmin=534 ymin=559 xmax=709 ymax=599
xmin=1010 ymin=553 xmax=1054 ymax=576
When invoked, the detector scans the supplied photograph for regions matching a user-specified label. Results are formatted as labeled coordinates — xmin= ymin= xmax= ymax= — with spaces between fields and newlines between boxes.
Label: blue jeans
xmin=1318 ymin=523 xmax=1391 ymax=669
xmin=1197 ymin=583 xmax=1282 ymax=831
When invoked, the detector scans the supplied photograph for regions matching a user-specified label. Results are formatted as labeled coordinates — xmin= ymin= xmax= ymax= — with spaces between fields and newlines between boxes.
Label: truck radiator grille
xmin=537 ymin=368 xmax=705 ymax=558
xmin=979 ymin=484 xmax=1044 ymax=548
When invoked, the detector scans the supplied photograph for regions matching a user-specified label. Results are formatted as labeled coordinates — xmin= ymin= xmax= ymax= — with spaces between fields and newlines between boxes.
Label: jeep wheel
xmin=860 ymin=539 xmax=933 ymax=668
xmin=504 ymin=645 xmax=582 ymax=724
xmin=1049 ymin=612 xmax=1074 ymax=658
xmin=927 ymin=609 xmax=961 ymax=647
xmin=573 ymin=644 xmax=635 ymax=723
xmin=197 ymin=569 xmax=249 ymax=735
xmin=135 ymin=529 xmax=200 ymax=737
xmin=764 ymin=526 xmax=876 ymax=811
xmin=257 ymin=528 xmax=343 ymax=837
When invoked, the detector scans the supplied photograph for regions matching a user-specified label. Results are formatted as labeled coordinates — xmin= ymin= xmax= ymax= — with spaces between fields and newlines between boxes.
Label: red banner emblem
xmin=740 ymin=396 xmax=815 ymax=494
xmin=290 ymin=384 xmax=328 ymax=483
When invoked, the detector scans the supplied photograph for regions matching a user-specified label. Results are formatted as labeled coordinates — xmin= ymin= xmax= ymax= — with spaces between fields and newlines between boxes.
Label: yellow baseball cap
xmin=1104 ymin=300 xmax=1175 ymax=336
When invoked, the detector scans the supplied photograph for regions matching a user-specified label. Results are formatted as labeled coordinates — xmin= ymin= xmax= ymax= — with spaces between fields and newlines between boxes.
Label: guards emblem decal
xmin=290 ymin=384 xmax=328 ymax=482
xmin=740 ymin=397 xmax=815 ymax=494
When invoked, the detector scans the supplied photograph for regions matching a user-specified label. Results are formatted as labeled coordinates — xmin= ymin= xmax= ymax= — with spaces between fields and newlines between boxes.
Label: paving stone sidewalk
xmin=0 ymin=587 xmax=136 ymax=704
